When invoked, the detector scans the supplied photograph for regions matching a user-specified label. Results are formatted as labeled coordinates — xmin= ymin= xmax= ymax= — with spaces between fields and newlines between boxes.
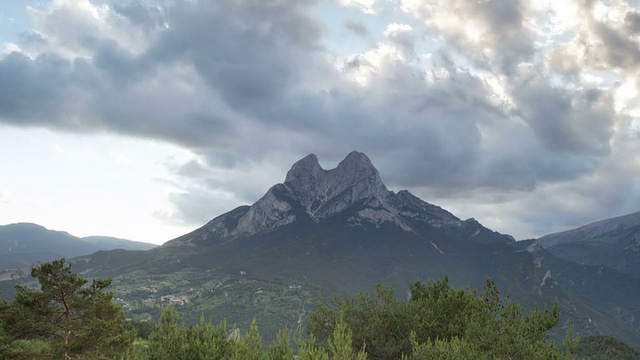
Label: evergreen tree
xmin=573 ymin=335 xmax=640 ymax=360
xmin=1 ymin=258 xmax=133 ymax=359
xmin=308 ymin=277 xmax=575 ymax=359
xmin=308 ymin=283 xmax=411 ymax=359
xmin=147 ymin=305 xmax=233 ymax=360
xmin=296 ymin=334 xmax=329 ymax=360
xmin=0 ymin=301 xmax=11 ymax=359
xmin=268 ymin=328 xmax=295 ymax=360
xmin=328 ymin=315 xmax=367 ymax=360
xmin=231 ymin=319 xmax=265 ymax=360
xmin=147 ymin=305 xmax=184 ymax=360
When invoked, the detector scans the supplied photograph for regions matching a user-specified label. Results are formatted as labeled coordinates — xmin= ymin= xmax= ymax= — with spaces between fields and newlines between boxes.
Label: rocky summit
xmin=166 ymin=151 xmax=513 ymax=247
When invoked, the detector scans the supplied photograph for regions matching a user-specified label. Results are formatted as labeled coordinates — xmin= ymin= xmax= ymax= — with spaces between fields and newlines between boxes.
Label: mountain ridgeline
xmin=0 ymin=223 xmax=156 ymax=271
xmin=166 ymin=151 xmax=514 ymax=248
xmin=538 ymin=211 xmax=640 ymax=278
xmin=4 ymin=151 xmax=640 ymax=348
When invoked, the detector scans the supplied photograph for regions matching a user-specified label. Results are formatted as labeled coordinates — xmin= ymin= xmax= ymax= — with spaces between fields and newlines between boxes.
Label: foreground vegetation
xmin=1 ymin=258 xmax=633 ymax=359
xmin=573 ymin=335 xmax=640 ymax=359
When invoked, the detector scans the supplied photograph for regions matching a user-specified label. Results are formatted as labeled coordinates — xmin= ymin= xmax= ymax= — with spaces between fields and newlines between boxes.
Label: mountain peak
xmin=333 ymin=151 xmax=380 ymax=189
xmin=165 ymin=151 xmax=515 ymax=247
xmin=283 ymin=151 xmax=387 ymax=212
xmin=284 ymin=153 xmax=322 ymax=184
xmin=285 ymin=151 xmax=376 ymax=185
xmin=337 ymin=151 xmax=372 ymax=168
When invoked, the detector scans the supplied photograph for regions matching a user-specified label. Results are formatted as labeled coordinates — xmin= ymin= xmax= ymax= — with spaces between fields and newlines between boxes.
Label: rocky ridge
xmin=166 ymin=151 xmax=513 ymax=247
xmin=538 ymin=211 xmax=640 ymax=278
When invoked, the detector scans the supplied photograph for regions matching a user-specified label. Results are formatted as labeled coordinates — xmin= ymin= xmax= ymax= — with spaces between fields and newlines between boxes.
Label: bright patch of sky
xmin=0 ymin=1 xmax=44 ymax=48
xmin=0 ymin=127 xmax=198 ymax=243
xmin=315 ymin=1 xmax=438 ymax=58
xmin=0 ymin=1 xmax=192 ymax=243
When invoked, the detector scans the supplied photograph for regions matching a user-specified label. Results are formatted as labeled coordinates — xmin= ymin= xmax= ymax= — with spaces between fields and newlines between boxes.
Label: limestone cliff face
xmin=231 ymin=151 xmax=390 ymax=237
xmin=283 ymin=151 xmax=389 ymax=220
xmin=165 ymin=151 xmax=513 ymax=246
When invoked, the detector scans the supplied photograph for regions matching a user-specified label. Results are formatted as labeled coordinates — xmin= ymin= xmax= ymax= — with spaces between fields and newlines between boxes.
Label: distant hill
xmin=537 ymin=211 xmax=640 ymax=278
xmin=0 ymin=223 xmax=156 ymax=270
xmin=81 ymin=236 xmax=157 ymax=251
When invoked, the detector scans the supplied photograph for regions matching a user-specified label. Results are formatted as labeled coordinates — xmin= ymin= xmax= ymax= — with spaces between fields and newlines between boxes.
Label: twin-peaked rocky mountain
xmin=166 ymin=151 xmax=513 ymax=249
xmin=4 ymin=151 xmax=640 ymax=346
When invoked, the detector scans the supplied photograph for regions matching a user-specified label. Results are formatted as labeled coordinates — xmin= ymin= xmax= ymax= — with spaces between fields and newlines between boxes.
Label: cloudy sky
xmin=1 ymin=0 xmax=640 ymax=245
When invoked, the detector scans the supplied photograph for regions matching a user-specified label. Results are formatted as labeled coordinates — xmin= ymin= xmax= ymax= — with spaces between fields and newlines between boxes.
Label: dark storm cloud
xmin=476 ymin=0 xmax=533 ymax=72
xmin=511 ymin=74 xmax=615 ymax=155
xmin=0 ymin=52 xmax=75 ymax=124
xmin=152 ymin=0 xmax=324 ymax=105
xmin=92 ymin=41 xmax=146 ymax=83
xmin=402 ymin=0 xmax=533 ymax=73
xmin=554 ymin=2 xmax=640 ymax=74
xmin=625 ymin=11 xmax=640 ymax=34
xmin=0 ymin=0 xmax=613 ymax=190
xmin=0 ymin=0 xmax=323 ymax=152
xmin=590 ymin=21 xmax=640 ymax=69
xmin=345 ymin=20 xmax=369 ymax=36
xmin=0 ymin=0 xmax=635 ymax=231
xmin=111 ymin=2 xmax=165 ymax=33
xmin=99 ymin=0 xmax=334 ymax=146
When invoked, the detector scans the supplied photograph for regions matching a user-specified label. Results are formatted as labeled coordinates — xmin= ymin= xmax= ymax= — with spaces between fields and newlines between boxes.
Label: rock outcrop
xmin=165 ymin=151 xmax=513 ymax=246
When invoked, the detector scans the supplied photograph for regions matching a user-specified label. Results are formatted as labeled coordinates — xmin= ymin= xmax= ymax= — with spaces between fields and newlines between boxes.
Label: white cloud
xmin=336 ymin=0 xmax=378 ymax=14
xmin=400 ymin=0 xmax=533 ymax=71
xmin=3 ymin=43 xmax=21 ymax=54
xmin=24 ymin=0 xmax=151 ymax=59
xmin=383 ymin=23 xmax=414 ymax=52
xmin=113 ymin=152 xmax=131 ymax=165
xmin=383 ymin=23 xmax=412 ymax=37
xmin=339 ymin=43 xmax=406 ymax=85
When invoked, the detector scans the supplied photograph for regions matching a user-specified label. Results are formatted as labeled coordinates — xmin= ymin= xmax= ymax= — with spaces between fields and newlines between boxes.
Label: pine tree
xmin=1 ymin=258 xmax=133 ymax=359
xmin=231 ymin=318 xmax=265 ymax=360
xmin=308 ymin=277 xmax=575 ymax=359
xmin=268 ymin=328 xmax=295 ymax=360
xmin=329 ymin=315 xmax=367 ymax=360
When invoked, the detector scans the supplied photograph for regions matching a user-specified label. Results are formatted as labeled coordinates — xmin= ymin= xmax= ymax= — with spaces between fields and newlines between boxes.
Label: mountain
xmin=81 ymin=236 xmax=157 ymax=251
xmin=534 ymin=212 xmax=640 ymax=339
xmin=0 ymin=223 xmax=156 ymax=270
xmin=166 ymin=151 xmax=514 ymax=248
xmin=538 ymin=211 xmax=640 ymax=278
xmin=7 ymin=152 xmax=639 ymax=347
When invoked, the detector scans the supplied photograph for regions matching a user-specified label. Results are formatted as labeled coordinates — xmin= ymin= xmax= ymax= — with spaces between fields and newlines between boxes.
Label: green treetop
xmin=1 ymin=258 xmax=133 ymax=359
xmin=308 ymin=277 xmax=576 ymax=360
